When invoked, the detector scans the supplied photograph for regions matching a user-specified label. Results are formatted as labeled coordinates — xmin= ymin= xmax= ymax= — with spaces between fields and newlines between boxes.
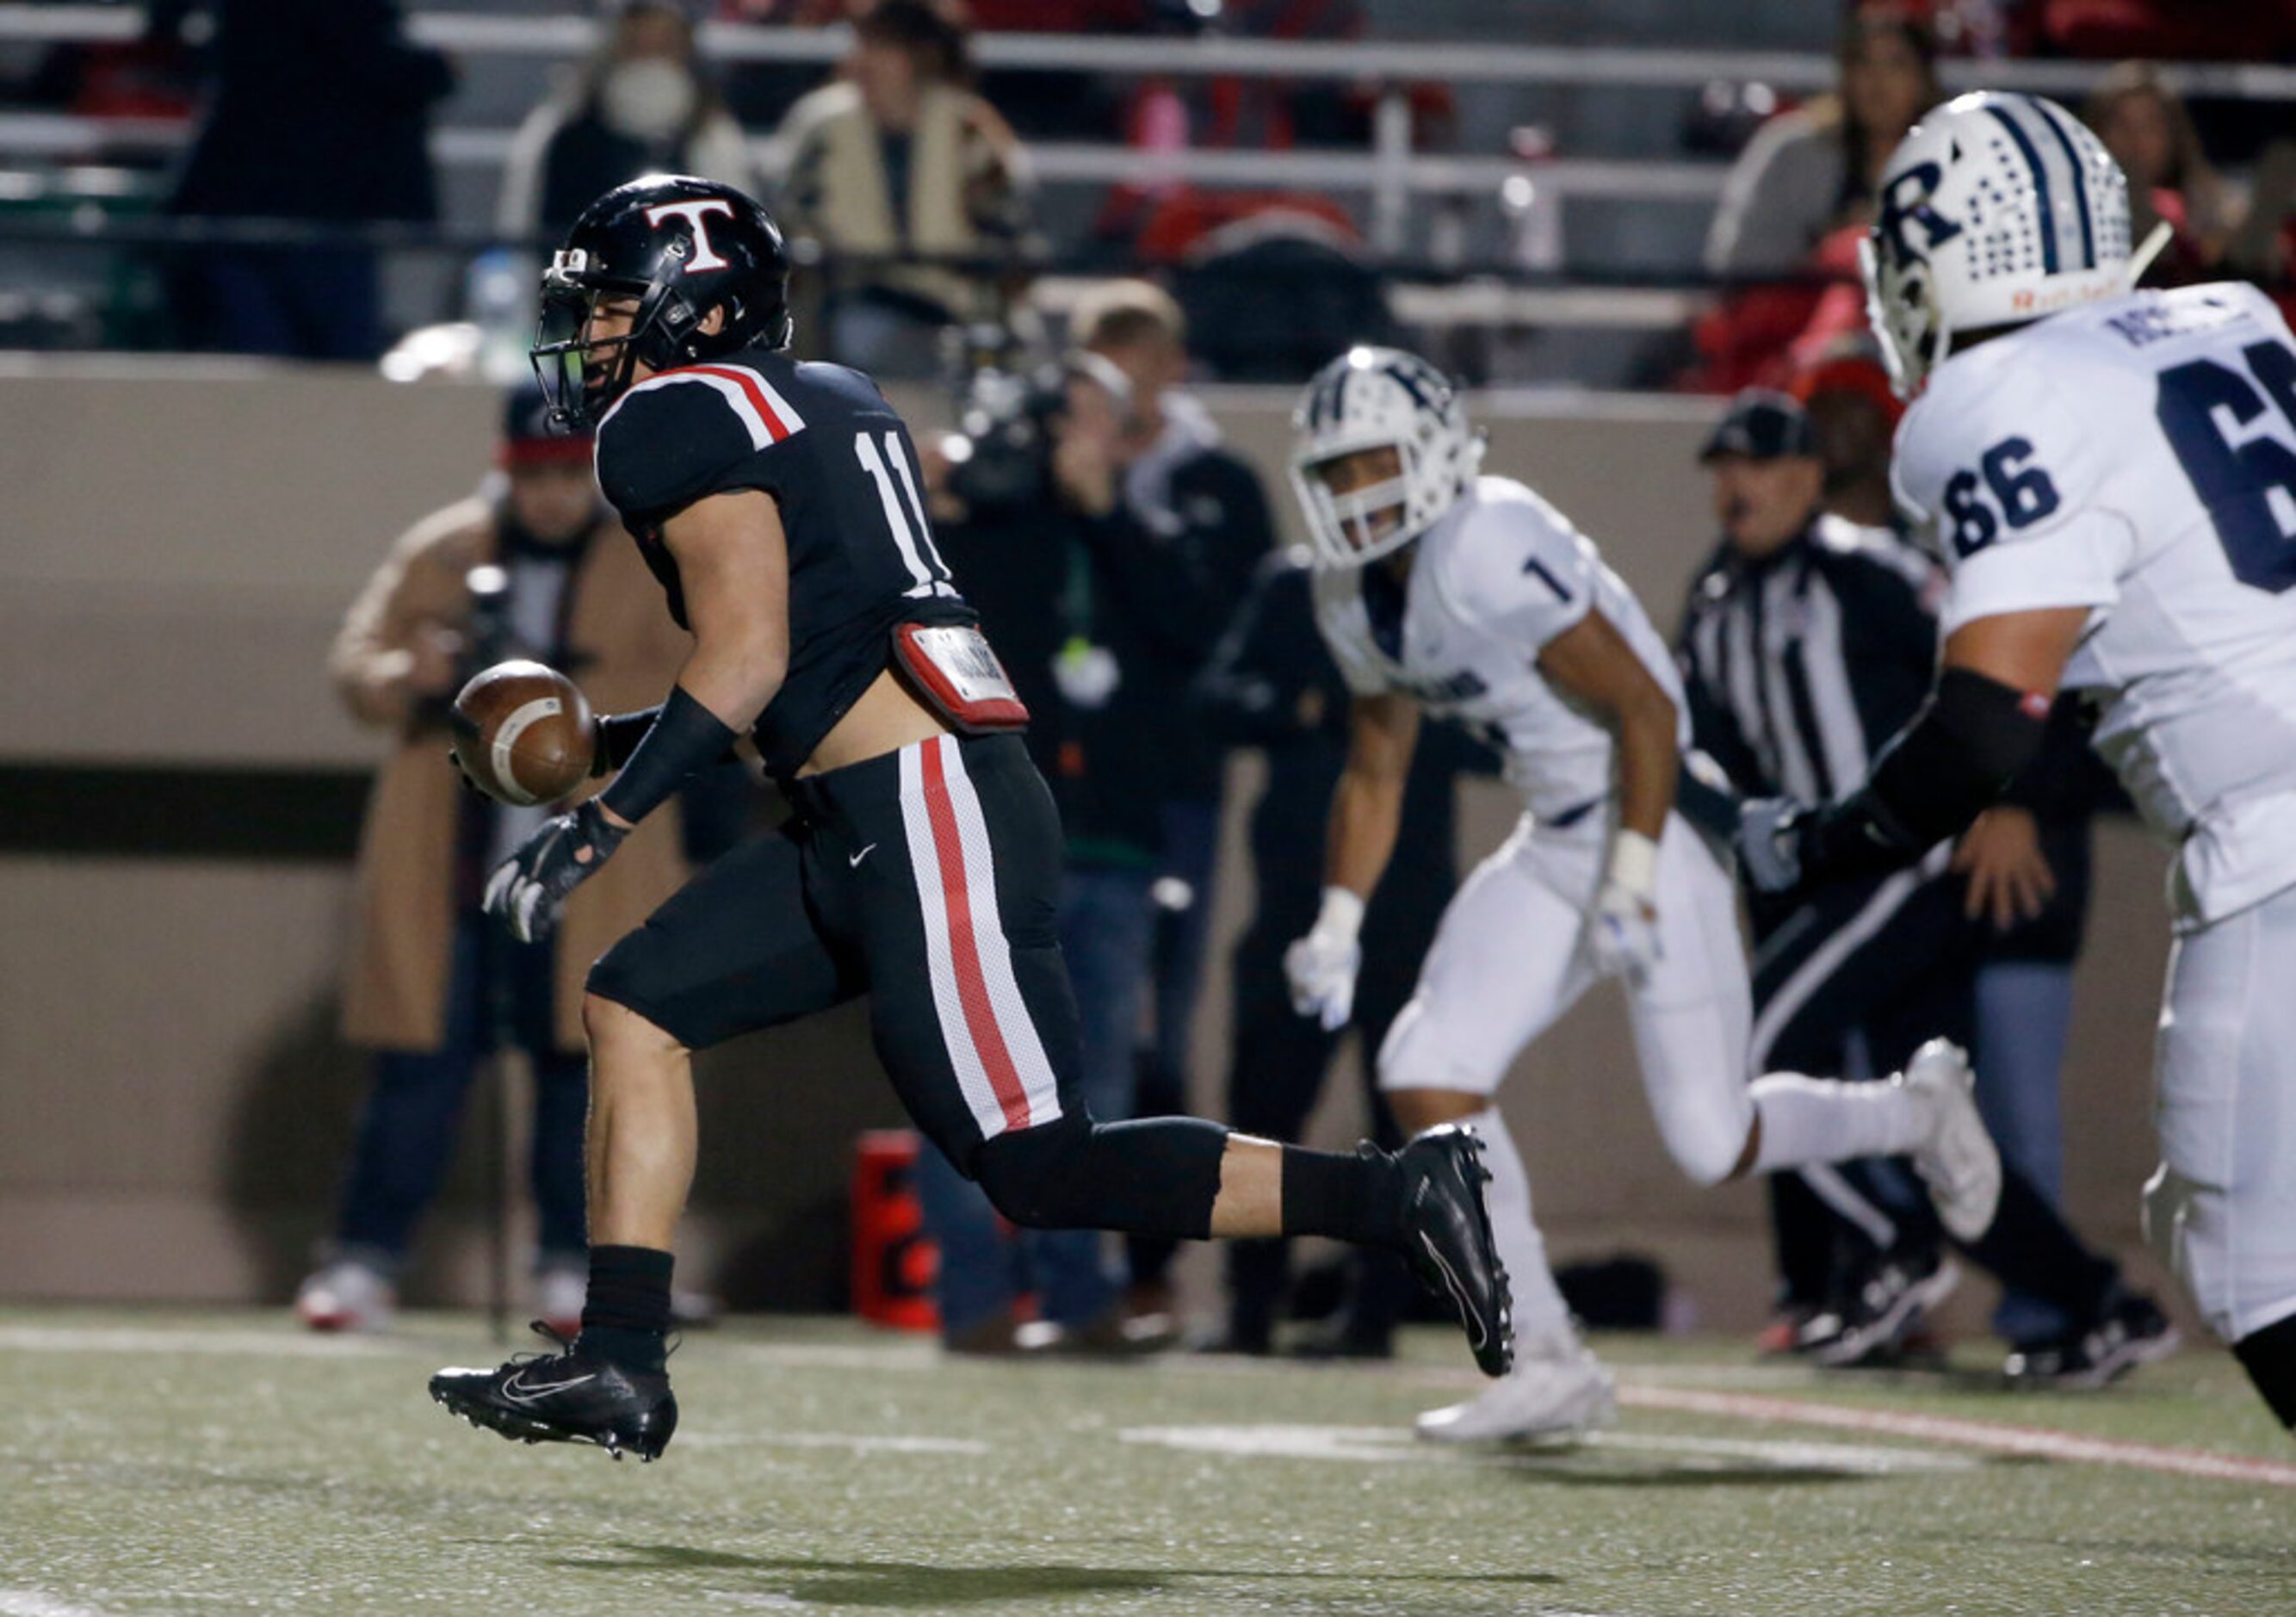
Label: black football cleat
xmin=2003 ymin=1291 xmax=2182 ymax=1391
xmin=1395 ymin=1126 xmax=1514 ymax=1377
xmin=1807 ymin=1247 xmax=1959 ymax=1369
xmin=429 ymin=1323 xmax=678 ymax=1462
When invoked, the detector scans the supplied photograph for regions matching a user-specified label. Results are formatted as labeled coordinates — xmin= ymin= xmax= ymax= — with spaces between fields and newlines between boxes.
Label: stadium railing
xmin=0 ymin=8 xmax=2286 ymax=344
xmin=3 ymin=4 xmax=2293 ymax=257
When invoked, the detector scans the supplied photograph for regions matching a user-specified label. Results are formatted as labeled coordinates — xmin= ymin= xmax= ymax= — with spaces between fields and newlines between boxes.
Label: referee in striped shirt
xmin=1678 ymin=389 xmax=2138 ymax=1367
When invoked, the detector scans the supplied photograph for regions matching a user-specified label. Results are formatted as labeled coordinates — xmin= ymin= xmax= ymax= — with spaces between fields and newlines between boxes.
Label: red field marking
xmin=1621 ymin=1384 xmax=2296 ymax=1486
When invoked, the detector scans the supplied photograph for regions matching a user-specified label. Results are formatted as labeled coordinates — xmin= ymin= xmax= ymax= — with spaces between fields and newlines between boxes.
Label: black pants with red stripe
xmin=591 ymin=731 xmax=1076 ymax=1166
xmin=588 ymin=733 xmax=1230 ymax=1234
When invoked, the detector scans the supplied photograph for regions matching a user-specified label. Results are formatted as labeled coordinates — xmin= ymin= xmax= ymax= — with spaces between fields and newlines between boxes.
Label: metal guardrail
xmin=5 ymin=6 xmax=2296 ymax=100
xmin=0 ymin=112 xmax=1736 ymax=203
xmin=3 ymin=7 xmax=2286 ymax=258
xmin=0 ymin=209 xmax=1740 ymax=332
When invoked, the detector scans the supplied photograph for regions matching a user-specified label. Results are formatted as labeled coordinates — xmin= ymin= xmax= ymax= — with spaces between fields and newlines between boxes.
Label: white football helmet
xmin=1289 ymin=346 xmax=1483 ymax=568
xmin=1862 ymin=90 xmax=2169 ymax=396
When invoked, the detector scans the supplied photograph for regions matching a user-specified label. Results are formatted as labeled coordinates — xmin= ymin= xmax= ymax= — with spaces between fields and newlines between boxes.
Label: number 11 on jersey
xmin=856 ymin=431 xmax=956 ymax=598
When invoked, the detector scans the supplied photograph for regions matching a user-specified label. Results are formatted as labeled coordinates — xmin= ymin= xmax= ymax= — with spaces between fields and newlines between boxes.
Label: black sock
xmin=1279 ymin=1144 xmax=1402 ymax=1248
xmin=579 ymin=1244 xmax=673 ymax=1373
xmin=2234 ymin=1314 xmax=2296 ymax=1431
xmin=1957 ymin=1170 xmax=2118 ymax=1323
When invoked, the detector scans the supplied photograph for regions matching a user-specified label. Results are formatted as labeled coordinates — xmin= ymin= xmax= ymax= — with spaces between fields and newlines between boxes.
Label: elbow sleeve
xmin=1805 ymin=669 xmax=2049 ymax=882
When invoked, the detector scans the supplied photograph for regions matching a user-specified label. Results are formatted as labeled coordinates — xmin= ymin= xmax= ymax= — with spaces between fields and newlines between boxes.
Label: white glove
xmin=1736 ymin=796 xmax=1806 ymax=894
xmin=1284 ymin=886 xmax=1365 ymax=1032
xmin=1587 ymin=829 xmax=1662 ymax=988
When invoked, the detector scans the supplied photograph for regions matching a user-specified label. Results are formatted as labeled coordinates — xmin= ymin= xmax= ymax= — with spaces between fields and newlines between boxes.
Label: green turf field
xmin=3 ymin=1309 xmax=2291 ymax=1616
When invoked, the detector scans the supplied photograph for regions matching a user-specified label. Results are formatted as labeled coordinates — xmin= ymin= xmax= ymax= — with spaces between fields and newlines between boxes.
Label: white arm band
xmin=1606 ymin=829 xmax=1661 ymax=902
xmin=1312 ymin=884 xmax=1367 ymax=945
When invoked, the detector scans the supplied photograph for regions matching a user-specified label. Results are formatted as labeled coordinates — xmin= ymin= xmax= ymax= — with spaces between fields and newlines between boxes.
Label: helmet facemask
xmin=529 ymin=251 xmax=676 ymax=431
xmin=1293 ymin=442 xmax=1420 ymax=567
xmin=1860 ymin=228 xmax=1948 ymax=399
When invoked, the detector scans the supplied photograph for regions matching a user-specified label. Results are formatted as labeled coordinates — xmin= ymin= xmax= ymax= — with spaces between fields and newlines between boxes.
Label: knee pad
xmin=971 ymin=1112 xmax=1098 ymax=1230
xmin=1375 ymin=999 xmax=1500 ymax=1098
xmin=1657 ymin=1097 xmax=1750 ymax=1189
xmin=2144 ymin=1162 xmax=2248 ymax=1342
xmin=971 ymin=1112 xmax=1228 ymax=1237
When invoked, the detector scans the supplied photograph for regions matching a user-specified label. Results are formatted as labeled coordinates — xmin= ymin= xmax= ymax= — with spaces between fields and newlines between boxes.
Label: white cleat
xmin=294 ymin=1259 xmax=397 ymax=1334
xmin=1414 ymin=1332 xmax=1617 ymax=1445
xmin=1902 ymin=1038 xmax=2001 ymax=1243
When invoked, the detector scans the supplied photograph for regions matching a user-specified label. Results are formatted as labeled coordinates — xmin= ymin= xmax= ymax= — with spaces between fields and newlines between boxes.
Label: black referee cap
xmin=1699 ymin=388 xmax=1816 ymax=463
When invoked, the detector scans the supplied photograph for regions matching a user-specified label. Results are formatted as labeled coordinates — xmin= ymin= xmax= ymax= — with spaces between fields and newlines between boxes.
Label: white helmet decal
xmin=1863 ymin=90 xmax=2166 ymax=395
xmin=1288 ymin=346 xmax=1483 ymax=569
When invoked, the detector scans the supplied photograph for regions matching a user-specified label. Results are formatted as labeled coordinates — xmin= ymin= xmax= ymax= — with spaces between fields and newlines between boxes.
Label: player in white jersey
xmin=1739 ymin=90 xmax=2296 ymax=1435
xmin=1282 ymin=346 xmax=2002 ymax=1442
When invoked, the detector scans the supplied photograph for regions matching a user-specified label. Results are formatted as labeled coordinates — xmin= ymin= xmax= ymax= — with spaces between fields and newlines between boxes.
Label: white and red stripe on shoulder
xmin=597 ymin=362 xmax=808 ymax=450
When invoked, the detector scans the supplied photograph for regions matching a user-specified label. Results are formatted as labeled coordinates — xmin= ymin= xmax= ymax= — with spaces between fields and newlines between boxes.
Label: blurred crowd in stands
xmin=3 ymin=0 xmax=2292 ymax=387
xmin=1692 ymin=4 xmax=2296 ymax=395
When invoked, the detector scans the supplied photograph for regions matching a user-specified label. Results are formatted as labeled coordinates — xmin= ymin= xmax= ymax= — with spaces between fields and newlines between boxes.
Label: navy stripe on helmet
xmin=1314 ymin=361 xmax=1346 ymax=431
xmin=1984 ymin=102 xmax=2060 ymax=276
xmin=2031 ymin=99 xmax=2096 ymax=270
xmin=1387 ymin=358 xmax=1433 ymax=410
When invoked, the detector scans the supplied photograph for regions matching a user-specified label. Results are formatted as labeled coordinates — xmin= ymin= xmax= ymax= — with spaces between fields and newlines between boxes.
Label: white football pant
xmin=1379 ymin=811 xmax=1930 ymax=1341
xmin=2144 ymin=880 xmax=2296 ymax=1344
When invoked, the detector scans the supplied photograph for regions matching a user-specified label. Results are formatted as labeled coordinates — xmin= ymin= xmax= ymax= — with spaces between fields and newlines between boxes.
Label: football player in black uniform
xmin=427 ymin=176 xmax=1512 ymax=1460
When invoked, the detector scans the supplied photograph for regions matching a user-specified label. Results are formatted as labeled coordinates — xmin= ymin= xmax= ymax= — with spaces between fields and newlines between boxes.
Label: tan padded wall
xmin=0 ymin=361 xmax=2181 ymax=1330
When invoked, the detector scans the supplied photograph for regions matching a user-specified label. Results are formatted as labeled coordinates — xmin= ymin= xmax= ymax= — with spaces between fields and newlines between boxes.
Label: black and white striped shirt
xmin=1676 ymin=515 xmax=1943 ymax=805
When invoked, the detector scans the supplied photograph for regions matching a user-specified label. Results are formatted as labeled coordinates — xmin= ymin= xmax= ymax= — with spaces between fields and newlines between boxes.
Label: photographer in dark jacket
xmin=916 ymin=283 xmax=1271 ymax=1351
xmin=153 ymin=0 xmax=453 ymax=359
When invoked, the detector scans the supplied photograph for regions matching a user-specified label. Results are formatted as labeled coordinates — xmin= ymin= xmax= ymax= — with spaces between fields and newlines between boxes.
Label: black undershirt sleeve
xmin=1798 ymin=667 xmax=2049 ymax=884
xmin=599 ymin=686 xmax=740 ymax=826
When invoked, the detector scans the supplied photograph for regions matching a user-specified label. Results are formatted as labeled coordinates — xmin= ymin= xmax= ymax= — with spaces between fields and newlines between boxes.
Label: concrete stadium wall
xmin=0 ymin=357 xmax=2184 ymax=1334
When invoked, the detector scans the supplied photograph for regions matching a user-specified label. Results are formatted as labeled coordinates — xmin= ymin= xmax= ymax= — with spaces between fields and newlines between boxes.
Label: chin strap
xmin=2126 ymin=219 xmax=2175 ymax=287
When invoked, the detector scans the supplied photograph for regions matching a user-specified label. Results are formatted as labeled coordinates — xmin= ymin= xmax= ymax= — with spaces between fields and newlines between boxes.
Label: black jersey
xmin=593 ymin=348 xmax=977 ymax=778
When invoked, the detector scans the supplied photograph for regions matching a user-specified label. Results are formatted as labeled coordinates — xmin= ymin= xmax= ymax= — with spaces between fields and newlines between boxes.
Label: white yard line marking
xmin=0 ymin=1326 xmax=402 ymax=1359
xmin=678 ymin=1431 xmax=991 ymax=1456
xmin=1620 ymin=1385 xmax=2296 ymax=1487
xmin=0 ymin=1591 xmax=116 ymax=1617
xmin=1117 ymin=1422 xmax=1975 ymax=1476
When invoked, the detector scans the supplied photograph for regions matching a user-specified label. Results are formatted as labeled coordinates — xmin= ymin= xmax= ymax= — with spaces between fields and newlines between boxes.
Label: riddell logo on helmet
xmin=2010 ymin=270 xmax=2121 ymax=314
xmin=643 ymin=200 xmax=737 ymax=272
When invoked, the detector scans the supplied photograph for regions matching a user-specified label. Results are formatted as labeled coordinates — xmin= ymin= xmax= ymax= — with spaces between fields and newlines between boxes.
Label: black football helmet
xmin=530 ymin=173 xmax=793 ymax=430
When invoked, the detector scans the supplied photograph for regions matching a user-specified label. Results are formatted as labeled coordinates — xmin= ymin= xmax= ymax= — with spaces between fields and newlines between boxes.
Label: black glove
xmin=482 ymin=799 xmax=627 ymax=943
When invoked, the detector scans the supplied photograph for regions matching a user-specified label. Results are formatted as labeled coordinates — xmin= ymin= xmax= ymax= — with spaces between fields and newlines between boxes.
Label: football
xmin=449 ymin=660 xmax=595 ymax=807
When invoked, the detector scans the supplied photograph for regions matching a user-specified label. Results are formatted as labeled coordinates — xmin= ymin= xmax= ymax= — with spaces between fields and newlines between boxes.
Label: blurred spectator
xmin=1789 ymin=349 xmax=1902 ymax=529
xmin=152 ymin=0 xmax=452 ymax=360
xmin=715 ymin=0 xmax=851 ymax=129
xmin=2035 ymin=0 xmax=2296 ymax=62
xmin=2226 ymin=137 xmax=2296 ymax=300
xmin=1064 ymin=282 xmax=1278 ymax=1323
xmin=298 ymin=384 xmax=693 ymax=1335
xmin=498 ymin=1 xmax=758 ymax=242
xmin=2082 ymin=63 xmax=2230 ymax=281
xmin=1705 ymin=9 xmax=1939 ymax=280
xmin=1688 ymin=9 xmax=1938 ymax=394
xmin=777 ymin=1 xmax=1030 ymax=375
